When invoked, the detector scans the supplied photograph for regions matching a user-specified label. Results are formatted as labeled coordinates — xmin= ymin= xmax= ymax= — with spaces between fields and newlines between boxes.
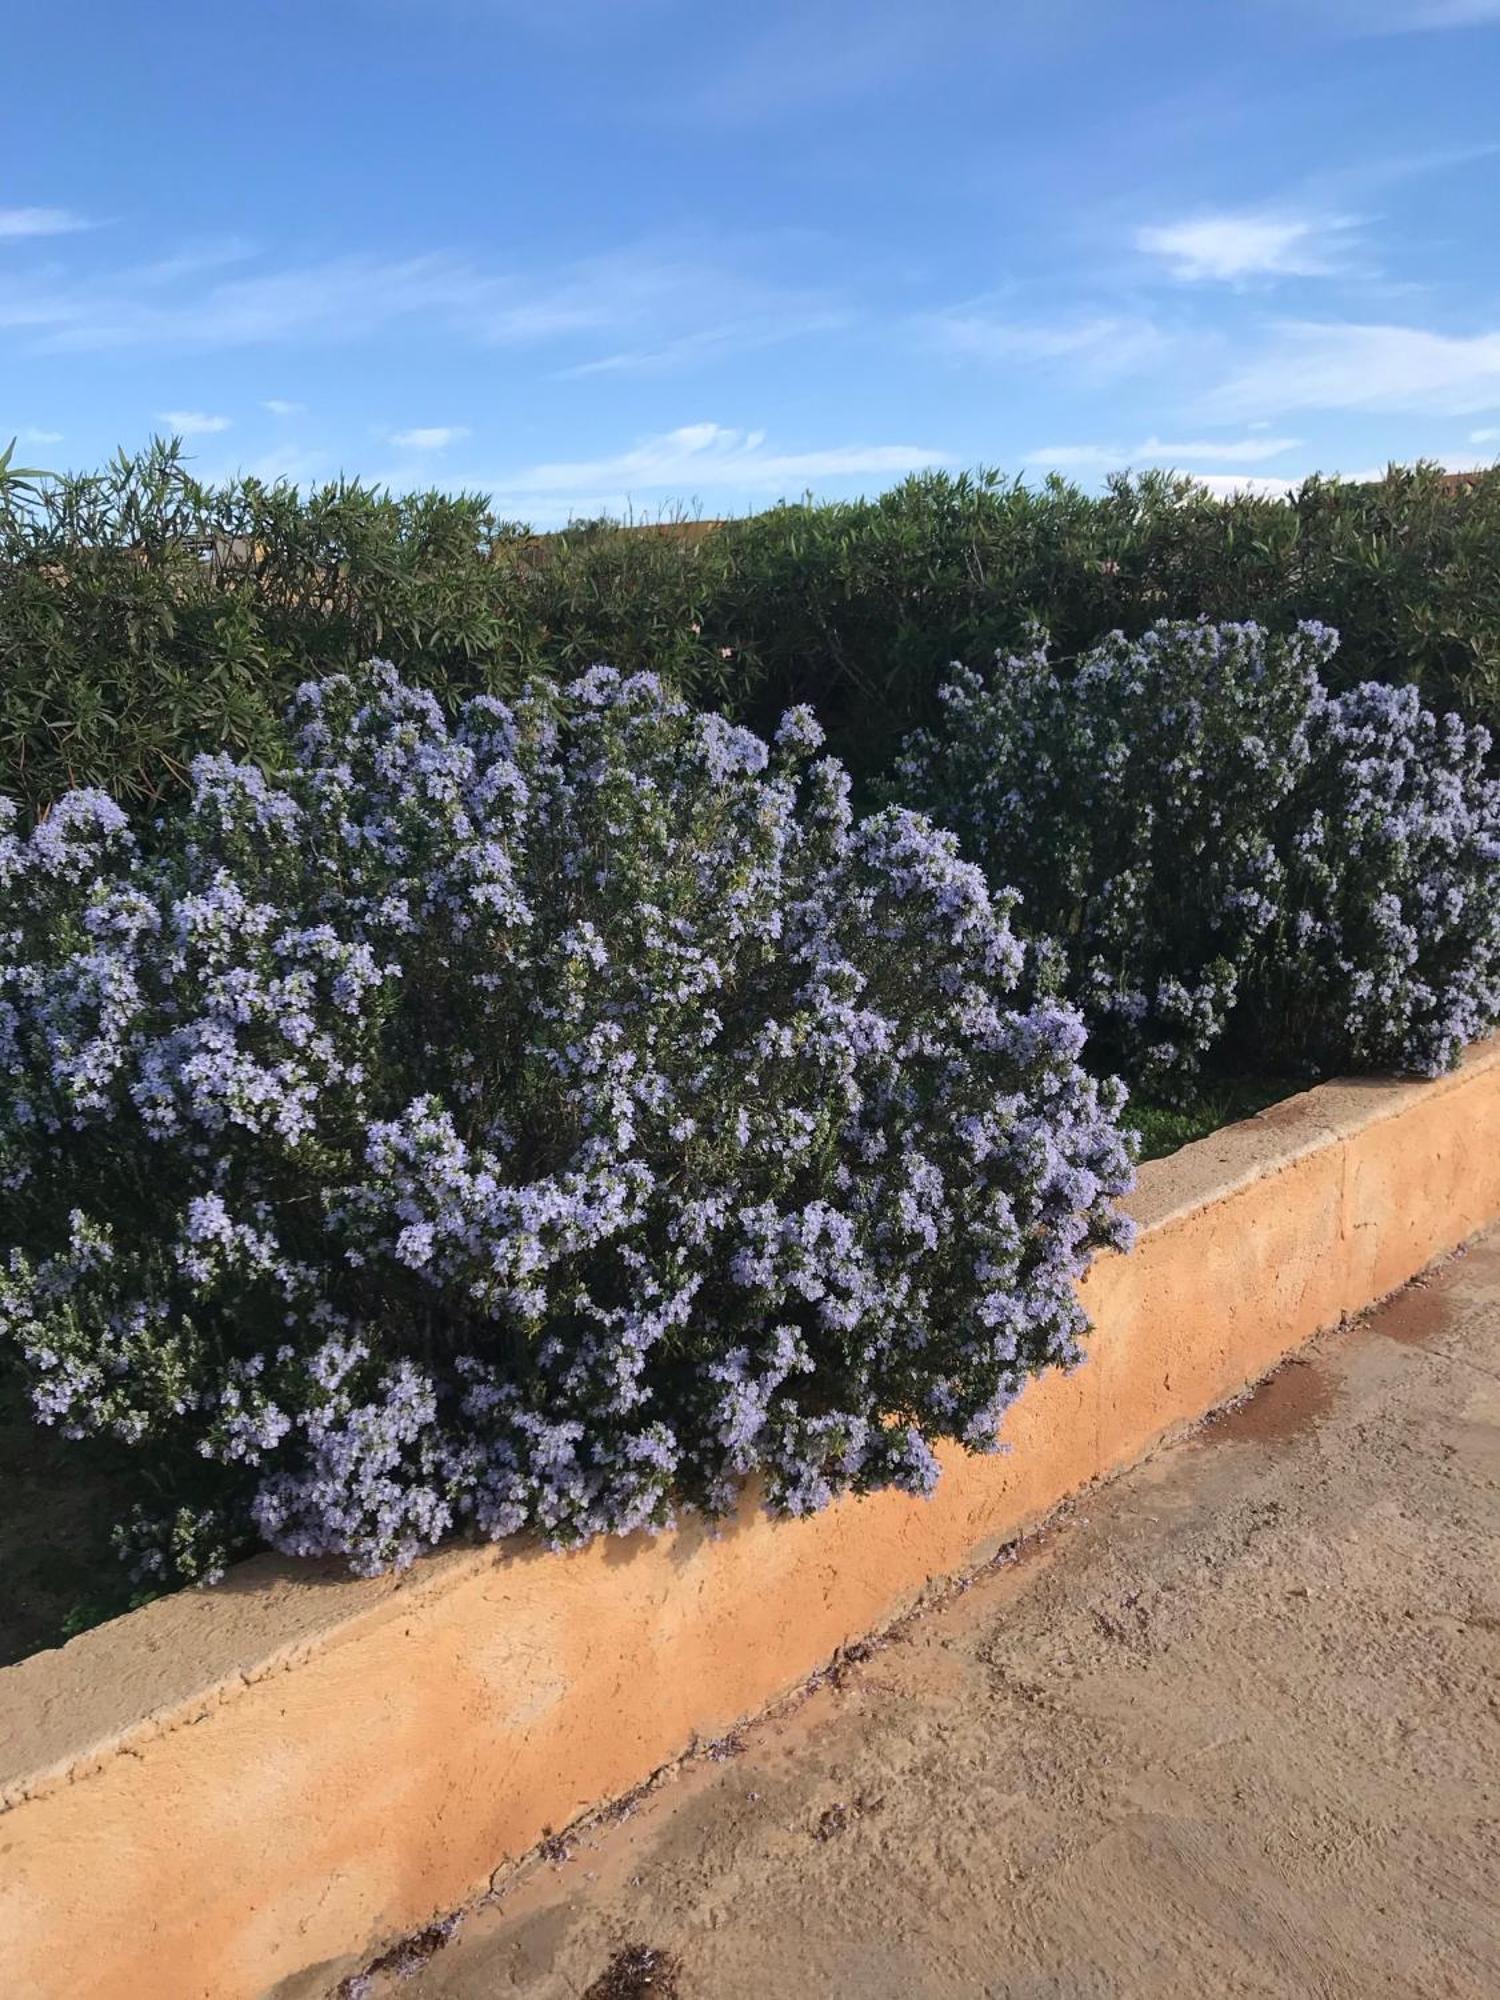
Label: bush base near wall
xmin=2 ymin=1038 xmax=1497 ymax=2000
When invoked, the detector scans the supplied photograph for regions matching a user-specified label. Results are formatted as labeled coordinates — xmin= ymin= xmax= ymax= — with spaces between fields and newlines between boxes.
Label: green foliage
xmin=0 ymin=663 xmax=1132 ymax=1581
xmin=893 ymin=622 xmax=1500 ymax=1095
xmin=0 ymin=437 xmax=53 ymax=510
xmin=888 ymin=620 xmax=1337 ymax=1092
xmin=59 ymin=1585 xmax=163 ymax=1644
xmin=1122 ymin=1079 xmax=1293 ymax=1162
xmin=0 ymin=439 xmax=534 ymax=810
xmin=3 ymin=445 xmax=1500 ymax=816
xmin=700 ymin=463 xmax=1500 ymax=779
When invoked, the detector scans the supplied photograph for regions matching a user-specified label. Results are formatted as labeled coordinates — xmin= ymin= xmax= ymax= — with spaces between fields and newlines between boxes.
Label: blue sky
xmin=4 ymin=0 xmax=1500 ymax=524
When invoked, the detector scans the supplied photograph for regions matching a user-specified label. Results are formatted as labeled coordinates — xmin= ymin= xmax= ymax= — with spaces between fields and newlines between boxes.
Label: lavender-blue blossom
xmin=891 ymin=619 xmax=1497 ymax=1093
xmin=1244 ymin=679 xmax=1500 ymax=1075
xmin=1 ymin=660 xmax=1134 ymax=1582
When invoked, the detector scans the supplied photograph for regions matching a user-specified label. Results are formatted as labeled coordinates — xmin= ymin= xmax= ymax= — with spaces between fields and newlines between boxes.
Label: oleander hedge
xmin=3 ymin=441 xmax=1499 ymax=815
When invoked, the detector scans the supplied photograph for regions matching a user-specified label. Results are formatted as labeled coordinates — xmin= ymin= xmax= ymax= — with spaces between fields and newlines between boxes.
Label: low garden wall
xmin=3 ymin=1038 xmax=1499 ymax=2000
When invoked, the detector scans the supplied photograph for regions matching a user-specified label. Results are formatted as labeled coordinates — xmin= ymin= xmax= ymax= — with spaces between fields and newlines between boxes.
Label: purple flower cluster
xmin=1246 ymin=680 xmax=1500 ymax=1075
xmin=892 ymin=621 xmax=1335 ymax=1090
xmin=894 ymin=621 xmax=1500 ymax=1091
xmin=1 ymin=662 xmax=1134 ymax=1581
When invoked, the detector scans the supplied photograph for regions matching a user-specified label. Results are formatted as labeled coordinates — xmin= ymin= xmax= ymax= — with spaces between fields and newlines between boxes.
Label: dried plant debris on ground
xmin=581 ymin=1943 xmax=684 ymax=1999
xmin=336 ymin=1918 xmax=461 ymax=1997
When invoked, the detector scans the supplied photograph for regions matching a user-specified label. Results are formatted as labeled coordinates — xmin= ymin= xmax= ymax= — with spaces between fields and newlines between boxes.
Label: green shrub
xmin=0 ymin=663 xmax=1133 ymax=1581
xmin=0 ymin=440 xmax=533 ymax=811
xmin=889 ymin=620 xmax=1335 ymax=1091
xmin=3 ymin=444 xmax=1499 ymax=817
xmin=1243 ymin=679 xmax=1500 ymax=1076
xmin=700 ymin=463 xmax=1500 ymax=779
xmin=892 ymin=621 xmax=1500 ymax=1094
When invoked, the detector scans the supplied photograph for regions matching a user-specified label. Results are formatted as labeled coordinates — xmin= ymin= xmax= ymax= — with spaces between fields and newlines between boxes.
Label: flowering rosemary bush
xmin=893 ymin=621 xmax=1500 ymax=1091
xmin=1245 ymin=681 xmax=1500 ymax=1076
xmin=890 ymin=621 xmax=1336 ymax=1090
xmin=0 ymin=664 xmax=1133 ymax=1583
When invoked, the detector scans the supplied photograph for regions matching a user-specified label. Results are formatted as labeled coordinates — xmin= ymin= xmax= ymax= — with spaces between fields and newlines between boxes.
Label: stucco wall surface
xmin=2 ymin=1038 xmax=1498 ymax=2000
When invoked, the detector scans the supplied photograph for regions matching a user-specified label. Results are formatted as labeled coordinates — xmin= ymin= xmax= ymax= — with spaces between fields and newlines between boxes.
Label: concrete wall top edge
xmin=1123 ymin=1036 xmax=1499 ymax=1236
xmin=3 ymin=1035 xmax=1496 ymax=1814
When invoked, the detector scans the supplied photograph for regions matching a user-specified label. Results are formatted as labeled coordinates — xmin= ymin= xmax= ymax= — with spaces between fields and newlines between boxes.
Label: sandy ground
xmin=364 ymin=1231 xmax=1500 ymax=2000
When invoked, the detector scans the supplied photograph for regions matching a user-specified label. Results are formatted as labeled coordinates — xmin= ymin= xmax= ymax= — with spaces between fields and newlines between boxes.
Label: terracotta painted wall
xmin=2 ymin=1041 xmax=1498 ymax=2000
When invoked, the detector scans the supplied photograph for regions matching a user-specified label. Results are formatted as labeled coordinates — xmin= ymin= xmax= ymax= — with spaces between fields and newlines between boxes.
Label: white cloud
xmin=17 ymin=426 xmax=63 ymax=444
xmin=1193 ymin=461 xmax=1495 ymax=496
xmin=1137 ymin=209 xmax=1355 ymax=283
xmin=1138 ymin=434 xmax=1303 ymax=462
xmin=24 ymin=253 xmax=517 ymax=352
xmin=0 ymin=206 xmax=90 ymax=239
xmin=1199 ymin=459 xmax=1492 ymax=494
xmin=1212 ymin=320 xmax=1500 ymax=415
xmin=1470 ymin=425 xmax=1500 ymax=442
xmin=262 ymin=398 xmax=305 ymax=417
xmin=1190 ymin=473 xmax=1306 ymax=499
xmin=1023 ymin=443 xmax=1125 ymax=468
xmin=476 ymin=422 xmax=952 ymax=520
xmin=926 ymin=311 xmax=1169 ymax=381
xmin=388 ymin=425 xmax=471 ymax=450
xmin=232 ymin=445 xmax=332 ymax=486
xmin=158 ymin=409 xmax=233 ymax=435
xmin=1026 ymin=435 xmax=1302 ymax=470
xmin=487 ymin=423 xmax=949 ymax=503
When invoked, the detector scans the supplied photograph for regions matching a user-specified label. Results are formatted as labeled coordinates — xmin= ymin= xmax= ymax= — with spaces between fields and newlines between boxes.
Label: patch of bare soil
xmin=0 ymin=1377 xmax=155 ymax=1667
xmin=377 ymin=1230 xmax=1500 ymax=2000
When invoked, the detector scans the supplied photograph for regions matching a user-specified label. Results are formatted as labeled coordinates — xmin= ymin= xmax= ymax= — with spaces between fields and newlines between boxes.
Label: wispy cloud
xmin=231 ymin=444 xmax=333 ymax=486
xmin=1306 ymin=0 xmax=1500 ymax=29
xmin=1191 ymin=463 xmax=1493 ymax=497
xmin=684 ymin=0 xmax=1082 ymax=124
xmin=262 ymin=398 xmax=305 ymax=417
xmin=3 ymin=252 xmax=541 ymax=352
xmin=0 ymin=205 xmax=91 ymax=240
xmin=0 ymin=239 xmax=847 ymax=377
xmin=688 ymin=3 xmax=937 ymax=121
xmin=17 ymin=426 xmax=63 ymax=444
xmin=1137 ymin=208 xmax=1355 ymax=283
xmin=558 ymin=308 xmax=851 ymax=379
xmin=1470 ymin=425 xmax=1500 ymax=442
xmin=389 ymin=425 xmax=470 ymax=450
xmin=158 ymin=409 xmax=232 ymax=435
xmin=1024 ymin=443 xmax=1128 ymax=469
xmin=1405 ymin=0 xmax=1500 ymax=19
xmin=1211 ymin=320 xmax=1500 ymax=415
xmin=485 ymin=422 xmax=949 ymax=505
xmin=1026 ymin=434 xmax=1302 ymax=470
xmin=925 ymin=310 xmax=1170 ymax=382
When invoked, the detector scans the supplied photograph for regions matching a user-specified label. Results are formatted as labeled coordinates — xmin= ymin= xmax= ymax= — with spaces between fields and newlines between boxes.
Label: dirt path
xmin=375 ymin=1232 xmax=1500 ymax=2000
